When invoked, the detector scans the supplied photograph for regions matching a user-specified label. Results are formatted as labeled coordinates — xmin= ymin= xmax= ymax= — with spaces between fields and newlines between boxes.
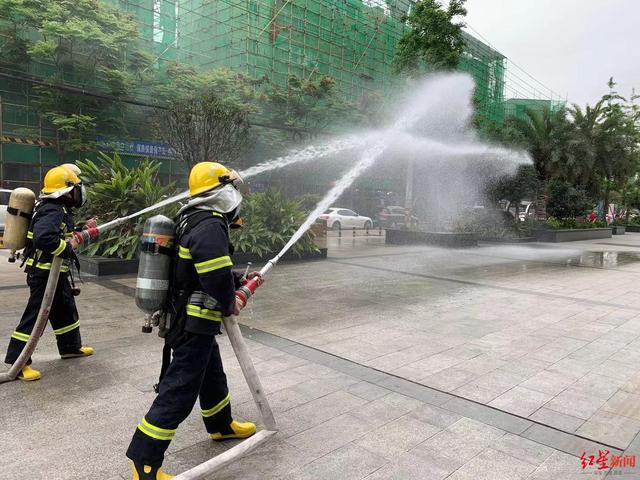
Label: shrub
xmin=452 ymin=209 xmax=529 ymax=239
xmin=546 ymin=180 xmax=589 ymax=220
xmin=76 ymin=153 xmax=178 ymax=259
xmin=544 ymin=218 xmax=607 ymax=230
xmin=232 ymin=190 xmax=318 ymax=256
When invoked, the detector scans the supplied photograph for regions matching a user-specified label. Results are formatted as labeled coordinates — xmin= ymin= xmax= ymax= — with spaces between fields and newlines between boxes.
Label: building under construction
xmin=0 ymin=0 xmax=549 ymax=190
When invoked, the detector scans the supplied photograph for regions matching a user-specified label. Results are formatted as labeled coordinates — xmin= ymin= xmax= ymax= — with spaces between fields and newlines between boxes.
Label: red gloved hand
xmin=85 ymin=217 xmax=98 ymax=229
xmin=247 ymin=271 xmax=261 ymax=280
xmin=233 ymin=298 xmax=242 ymax=316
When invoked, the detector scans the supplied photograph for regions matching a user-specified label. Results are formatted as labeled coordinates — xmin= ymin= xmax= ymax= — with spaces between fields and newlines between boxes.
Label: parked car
xmin=378 ymin=205 xmax=418 ymax=228
xmin=0 ymin=189 xmax=11 ymax=231
xmin=319 ymin=208 xmax=373 ymax=230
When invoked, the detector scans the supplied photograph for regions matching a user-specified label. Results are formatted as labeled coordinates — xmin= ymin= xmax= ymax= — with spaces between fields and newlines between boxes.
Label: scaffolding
xmin=0 ymin=0 xmax=547 ymax=188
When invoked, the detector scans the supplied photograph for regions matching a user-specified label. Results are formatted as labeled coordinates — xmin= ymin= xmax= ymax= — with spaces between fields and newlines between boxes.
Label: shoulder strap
xmin=175 ymin=210 xmax=227 ymax=244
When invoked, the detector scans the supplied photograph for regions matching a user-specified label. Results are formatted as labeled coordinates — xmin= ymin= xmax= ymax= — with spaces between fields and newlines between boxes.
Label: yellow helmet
xmin=189 ymin=161 xmax=239 ymax=197
xmin=61 ymin=163 xmax=81 ymax=177
xmin=42 ymin=166 xmax=81 ymax=194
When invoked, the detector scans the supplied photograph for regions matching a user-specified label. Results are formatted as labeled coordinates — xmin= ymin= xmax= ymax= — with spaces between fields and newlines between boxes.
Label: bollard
xmin=379 ymin=225 xmax=382 ymax=236
xmin=366 ymin=226 xmax=369 ymax=236
xmin=353 ymin=227 xmax=356 ymax=238
xmin=338 ymin=224 xmax=341 ymax=237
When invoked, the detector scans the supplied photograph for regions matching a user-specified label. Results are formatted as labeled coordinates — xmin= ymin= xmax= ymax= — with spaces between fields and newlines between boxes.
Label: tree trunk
xmin=603 ymin=181 xmax=611 ymax=223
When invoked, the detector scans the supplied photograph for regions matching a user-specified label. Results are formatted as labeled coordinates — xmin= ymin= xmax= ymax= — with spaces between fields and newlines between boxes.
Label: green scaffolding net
xmin=0 ymin=0 xmax=553 ymax=188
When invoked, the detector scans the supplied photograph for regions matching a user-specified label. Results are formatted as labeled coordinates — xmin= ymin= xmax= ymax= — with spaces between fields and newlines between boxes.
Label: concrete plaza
xmin=2 ymin=232 xmax=640 ymax=479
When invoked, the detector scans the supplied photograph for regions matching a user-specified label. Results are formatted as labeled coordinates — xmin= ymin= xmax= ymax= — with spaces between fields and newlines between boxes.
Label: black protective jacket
xmin=174 ymin=210 xmax=241 ymax=336
xmin=25 ymin=199 xmax=74 ymax=275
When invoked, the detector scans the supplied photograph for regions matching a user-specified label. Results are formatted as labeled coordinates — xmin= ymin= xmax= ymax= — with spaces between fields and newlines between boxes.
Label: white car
xmin=319 ymin=207 xmax=373 ymax=230
xmin=0 ymin=189 xmax=10 ymax=231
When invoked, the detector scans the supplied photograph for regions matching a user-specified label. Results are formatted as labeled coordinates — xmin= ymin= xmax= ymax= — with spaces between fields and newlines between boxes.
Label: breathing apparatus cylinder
xmin=135 ymin=215 xmax=175 ymax=315
xmin=4 ymin=188 xmax=36 ymax=262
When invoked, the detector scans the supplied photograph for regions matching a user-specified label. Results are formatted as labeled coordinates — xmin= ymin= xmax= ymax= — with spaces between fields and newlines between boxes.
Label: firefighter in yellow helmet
xmin=4 ymin=166 xmax=93 ymax=381
xmin=126 ymin=162 xmax=256 ymax=479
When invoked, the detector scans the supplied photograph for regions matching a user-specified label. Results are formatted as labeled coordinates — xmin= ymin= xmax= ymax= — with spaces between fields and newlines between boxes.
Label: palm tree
xmin=507 ymin=106 xmax=571 ymax=181
xmin=567 ymin=101 xmax=603 ymax=192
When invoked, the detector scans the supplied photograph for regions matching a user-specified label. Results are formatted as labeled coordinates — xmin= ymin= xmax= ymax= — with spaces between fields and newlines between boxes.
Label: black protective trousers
xmin=4 ymin=270 xmax=82 ymax=365
xmin=126 ymin=331 xmax=233 ymax=467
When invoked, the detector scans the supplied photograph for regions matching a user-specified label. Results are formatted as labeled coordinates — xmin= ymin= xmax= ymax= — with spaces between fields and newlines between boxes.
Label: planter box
xmin=625 ymin=225 xmax=640 ymax=233
xmin=385 ymin=229 xmax=477 ymax=248
xmin=612 ymin=226 xmax=626 ymax=235
xmin=78 ymin=255 xmax=139 ymax=276
xmin=79 ymin=248 xmax=328 ymax=276
xmin=480 ymin=237 xmax=536 ymax=244
xmin=534 ymin=228 xmax=612 ymax=243
xmin=232 ymin=248 xmax=327 ymax=265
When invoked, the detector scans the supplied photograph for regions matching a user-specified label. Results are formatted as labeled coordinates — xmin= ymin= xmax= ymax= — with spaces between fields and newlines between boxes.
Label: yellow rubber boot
xmin=210 ymin=420 xmax=257 ymax=441
xmin=61 ymin=346 xmax=94 ymax=359
xmin=131 ymin=462 xmax=174 ymax=480
xmin=17 ymin=365 xmax=41 ymax=382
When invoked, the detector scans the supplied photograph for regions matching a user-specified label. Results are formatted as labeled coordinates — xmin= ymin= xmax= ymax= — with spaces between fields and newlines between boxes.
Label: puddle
xmin=567 ymin=251 xmax=640 ymax=268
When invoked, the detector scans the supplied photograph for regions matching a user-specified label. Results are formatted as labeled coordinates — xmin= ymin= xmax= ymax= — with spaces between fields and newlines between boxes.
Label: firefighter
xmin=126 ymin=162 xmax=256 ymax=480
xmin=3 ymin=166 xmax=94 ymax=381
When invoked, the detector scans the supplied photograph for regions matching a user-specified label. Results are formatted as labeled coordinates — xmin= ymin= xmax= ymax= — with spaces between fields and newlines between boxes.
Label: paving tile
xmin=601 ymin=391 xmax=640 ymax=421
xmin=467 ymin=369 xmax=527 ymax=396
xmin=421 ymin=367 xmax=478 ymax=391
xmin=499 ymin=357 xmax=553 ymax=378
xmin=285 ymin=413 xmax=376 ymax=458
xmin=407 ymin=403 xmax=462 ymax=429
xmin=446 ymin=417 xmax=506 ymax=443
xmin=491 ymin=433 xmax=555 ymax=466
xmin=355 ymin=414 xmax=441 ymax=460
xmin=453 ymin=383 xmax=502 ymax=403
xmin=522 ymin=424 xmax=622 ymax=458
xmin=285 ymin=443 xmax=385 ymax=480
xmin=362 ymin=449 xmax=453 ymax=480
xmin=544 ymin=389 xmax=608 ymax=420
xmin=442 ymin=397 xmax=533 ymax=434
xmin=529 ymin=408 xmax=585 ymax=433
xmin=489 ymin=387 xmax=554 ymax=417
xmin=526 ymin=451 xmax=595 ymax=479
xmin=519 ymin=370 xmax=577 ymax=396
xmin=284 ymin=390 xmax=368 ymax=425
xmin=457 ymin=354 xmax=507 ymax=376
xmin=350 ymin=392 xmax=423 ymax=428
xmin=344 ymin=381 xmax=391 ymax=401
xmin=446 ymin=448 xmax=536 ymax=480
xmin=576 ymin=411 xmax=640 ymax=449
xmin=412 ymin=430 xmax=490 ymax=471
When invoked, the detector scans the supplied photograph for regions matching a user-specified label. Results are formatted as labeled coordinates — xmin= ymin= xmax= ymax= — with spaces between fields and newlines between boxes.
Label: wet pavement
xmin=3 ymin=233 xmax=640 ymax=478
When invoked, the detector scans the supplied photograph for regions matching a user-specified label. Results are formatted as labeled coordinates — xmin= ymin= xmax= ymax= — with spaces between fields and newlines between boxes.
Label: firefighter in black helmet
xmin=126 ymin=162 xmax=256 ymax=480
xmin=4 ymin=165 xmax=93 ymax=381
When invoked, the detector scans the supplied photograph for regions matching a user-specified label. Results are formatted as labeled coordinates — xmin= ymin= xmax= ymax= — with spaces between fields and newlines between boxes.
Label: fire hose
xmin=0 ymin=196 xmax=283 ymax=478
xmin=0 ymin=194 xmax=187 ymax=384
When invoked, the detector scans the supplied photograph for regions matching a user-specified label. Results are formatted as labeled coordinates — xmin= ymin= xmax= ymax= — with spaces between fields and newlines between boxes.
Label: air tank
xmin=4 ymin=188 xmax=36 ymax=262
xmin=136 ymin=215 xmax=175 ymax=314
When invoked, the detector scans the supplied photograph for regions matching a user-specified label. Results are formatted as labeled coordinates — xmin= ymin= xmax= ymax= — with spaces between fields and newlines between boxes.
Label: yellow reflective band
xmin=53 ymin=320 xmax=80 ymax=336
xmin=178 ymin=245 xmax=192 ymax=259
xmin=26 ymin=258 xmax=70 ymax=273
xmin=194 ymin=255 xmax=232 ymax=274
xmin=136 ymin=418 xmax=176 ymax=441
xmin=27 ymin=231 xmax=33 ymax=239
xmin=186 ymin=305 xmax=222 ymax=322
xmin=201 ymin=394 xmax=230 ymax=418
xmin=11 ymin=331 xmax=30 ymax=342
xmin=212 ymin=212 xmax=223 ymax=218
xmin=52 ymin=239 xmax=66 ymax=256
